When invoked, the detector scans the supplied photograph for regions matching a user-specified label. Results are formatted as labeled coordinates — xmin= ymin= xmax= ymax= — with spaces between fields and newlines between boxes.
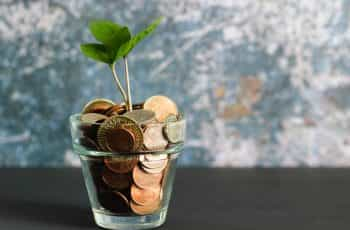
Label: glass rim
xmin=70 ymin=113 xmax=186 ymax=126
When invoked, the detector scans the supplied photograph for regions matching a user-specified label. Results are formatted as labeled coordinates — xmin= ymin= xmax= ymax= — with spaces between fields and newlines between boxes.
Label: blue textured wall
xmin=1 ymin=0 xmax=350 ymax=167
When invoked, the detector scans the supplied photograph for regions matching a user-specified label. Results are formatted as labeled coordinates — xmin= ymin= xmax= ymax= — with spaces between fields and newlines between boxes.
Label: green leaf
xmin=80 ymin=43 xmax=113 ymax=64
xmin=89 ymin=20 xmax=132 ymax=63
xmin=89 ymin=20 xmax=123 ymax=46
xmin=110 ymin=26 xmax=131 ymax=62
xmin=117 ymin=17 xmax=163 ymax=58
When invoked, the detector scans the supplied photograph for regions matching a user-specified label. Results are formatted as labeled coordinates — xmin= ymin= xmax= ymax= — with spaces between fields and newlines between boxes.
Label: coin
xmin=104 ymin=104 xmax=125 ymax=116
xmin=139 ymin=154 xmax=168 ymax=170
xmin=132 ymin=165 xmax=162 ymax=189
xmin=79 ymin=113 xmax=107 ymax=144
xmin=143 ymin=124 xmax=168 ymax=151
xmin=141 ymin=159 xmax=168 ymax=170
xmin=143 ymin=154 xmax=168 ymax=161
xmin=133 ymin=103 xmax=144 ymax=110
xmin=79 ymin=137 xmax=99 ymax=150
xmin=130 ymin=200 xmax=160 ymax=215
xmin=105 ymin=103 xmax=145 ymax=116
xmin=98 ymin=190 xmax=130 ymax=213
xmin=80 ymin=113 xmax=108 ymax=123
xmin=143 ymin=95 xmax=178 ymax=122
xmin=124 ymin=109 xmax=156 ymax=124
xmin=102 ymin=167 xmax=131 ymax=190
xmin=104 ymin=156 xmax=138 ymax=174
xmin=97 ymin=115 xmax=143 ymax=152
xmin=163 ymin=115 xmax=185 ymax=143
xmin=105 ymin=128 xmax=135 ymax=152
xmin=82 ymin=98 xmax=115 ymax=114
xmin=141 ymin=166 xmax=166 ymax=174
xmin=130 ymin=184 xmax=161 ymax=206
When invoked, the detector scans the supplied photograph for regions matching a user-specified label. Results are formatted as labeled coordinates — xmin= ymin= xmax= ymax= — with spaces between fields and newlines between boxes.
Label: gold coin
xmin=97 ymin=115 xmax=143 ymax=152
xmin=143 ymin=124 xmax=168 ymax=151
xmin=132 ymin=165 xmax=162 ymax=189
xmin=82 ymin=98 xmax=115 ymax=114
xmin=105 ymin=128 xmax=135 ymax=152
xmin=164 ymin=115 xmax=186 ymax=143
xmin=102 ymin=167 xmax=131 ymax=190
xmin=143 ymin=95 xmax=178 ymax=122
xmin=130 ymin=184 xmax=161 ymax=206
xmin=104 ymin=156 xmax=138 ymax=174
xmin=130 ymin=199 xmax=160 ymax=215
xmin=124 ymin=109 xmax=156 ymax=124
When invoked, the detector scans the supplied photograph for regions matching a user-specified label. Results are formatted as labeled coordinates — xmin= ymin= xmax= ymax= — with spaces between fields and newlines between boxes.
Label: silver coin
xmin=163 ymin=117 xmax=186 ymax=143
xmin=144 ymin=154 xmax=168 ymax=161
xmin=124 ymin=109 xmax=156 ymax=124
xmin=143 ymin=123 xmax=168 ymax=150
xmin=141 ymin=163 xmax=167 ymax=174
xmin=141 ymin=158 xmax=168 ymax=169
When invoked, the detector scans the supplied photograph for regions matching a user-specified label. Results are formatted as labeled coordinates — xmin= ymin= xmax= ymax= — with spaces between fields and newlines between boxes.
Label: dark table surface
xmin=0 ymin=168 xmax=349 ymax=229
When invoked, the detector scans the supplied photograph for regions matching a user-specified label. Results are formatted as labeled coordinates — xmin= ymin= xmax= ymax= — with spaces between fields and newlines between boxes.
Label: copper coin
xmin=97 ymin=115 xmax=143 ymax=152
xmin=104 ymin=104 xmax=125 ymax=116
xmin=130 ymin=184 xmax=161 ymax=206
xmin=105 ymin=128 xmax=135 ymax=152
xmin=79 ymin=137 xmax=99 ymax=150
xmin=132 ymin=103 xmax=144 ymax=110
xmin=104 ymin=156 xmax=138 ymax=174
xmin=82 ymin=98 xmax=115 ymax=114
xmin=98 ymin=190 xmax=130 ymax=214
xmin=130 ymin=200 xmax=160 ymax=215
xmin=143 ymin=124 xmax=168 ymax=151
xmin=143 ymin=95 xmax=178 ymax=122
xmin=132 ymin=165 xmax=162 ymax=189
xmin=105 ymin=103 xmax=145 ymax=116
xmin=102 ymin=167 xmax=131 ymax=190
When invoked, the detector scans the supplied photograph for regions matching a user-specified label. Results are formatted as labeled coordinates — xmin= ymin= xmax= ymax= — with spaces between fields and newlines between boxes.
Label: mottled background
xmin=1 ymin=0 xmax=350 ymax=167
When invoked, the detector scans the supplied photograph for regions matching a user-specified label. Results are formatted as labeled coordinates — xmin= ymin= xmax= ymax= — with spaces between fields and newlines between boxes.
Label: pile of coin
xmin=78 ymin=95 xmax=185 ymax=153
xmin=88 ymin=154 xmax=169 ymax=215
xmin=79 ymin=95 xmax=183 ymax=216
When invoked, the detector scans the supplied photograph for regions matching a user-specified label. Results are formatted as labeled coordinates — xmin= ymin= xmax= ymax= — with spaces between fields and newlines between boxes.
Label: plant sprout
xmin=80 ymin=17 xmax=163 ymax=111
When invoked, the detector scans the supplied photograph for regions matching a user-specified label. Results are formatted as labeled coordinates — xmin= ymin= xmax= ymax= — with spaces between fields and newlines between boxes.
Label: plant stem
xmin=123 ymin=57 xmax=132 ymax=112
xmin=110 ymin=64 xmax=128 ymax=104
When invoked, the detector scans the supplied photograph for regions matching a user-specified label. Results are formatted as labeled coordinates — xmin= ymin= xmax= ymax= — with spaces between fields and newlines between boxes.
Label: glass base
xmin=93 ymin=208 xmax=168 ymax=230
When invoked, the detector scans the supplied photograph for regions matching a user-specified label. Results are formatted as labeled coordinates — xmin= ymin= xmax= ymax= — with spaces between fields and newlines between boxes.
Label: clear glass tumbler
xmin=70 ymin=114 xmax=185 ymax=230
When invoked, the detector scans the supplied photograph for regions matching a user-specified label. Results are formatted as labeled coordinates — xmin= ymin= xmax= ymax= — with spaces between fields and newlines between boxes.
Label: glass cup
xmin=69 ymin=114 xmax=185 ymax=230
